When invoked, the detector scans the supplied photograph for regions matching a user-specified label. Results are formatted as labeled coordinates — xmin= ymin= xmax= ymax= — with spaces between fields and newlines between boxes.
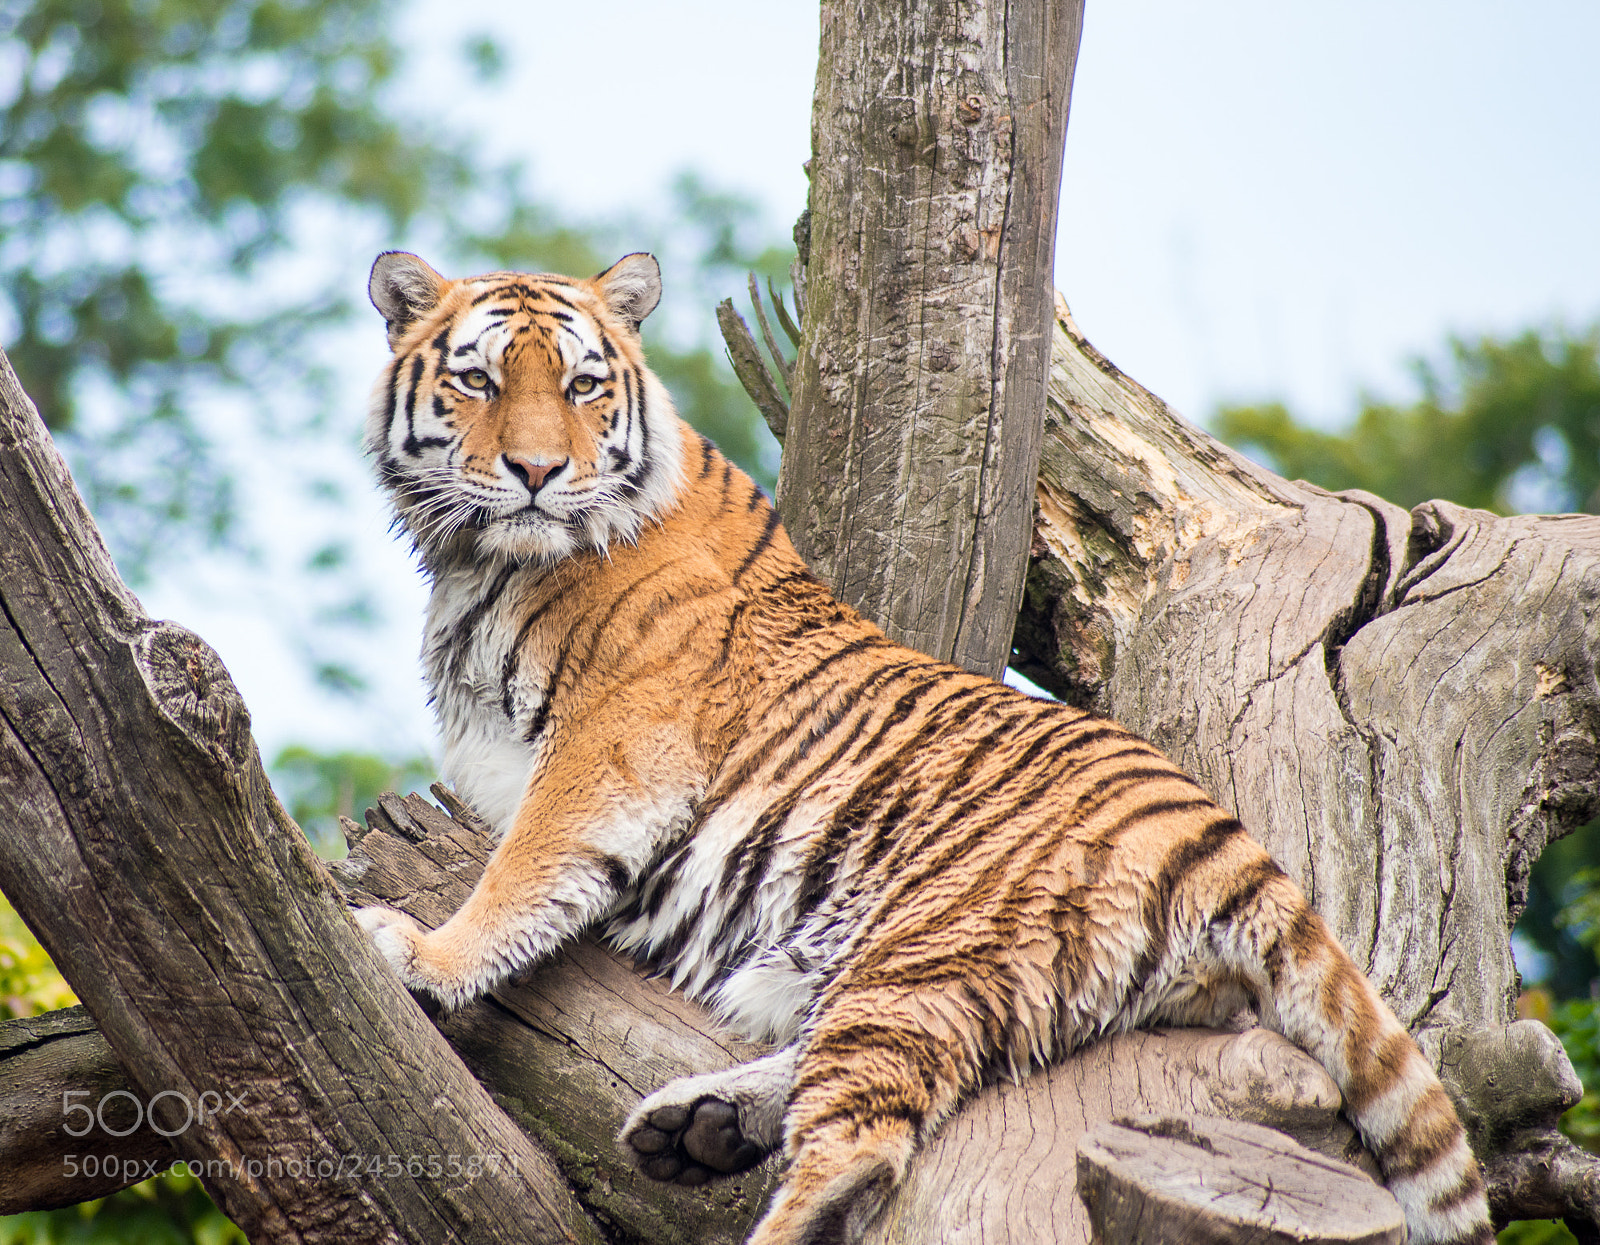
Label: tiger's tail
xmin=1211 ymin=858 xmax=1493 ymax=1244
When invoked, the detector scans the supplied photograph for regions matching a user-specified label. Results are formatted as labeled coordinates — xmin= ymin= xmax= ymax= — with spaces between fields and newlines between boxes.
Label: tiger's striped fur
xmin=354 ymin=252 xmax=1492 ymax=1245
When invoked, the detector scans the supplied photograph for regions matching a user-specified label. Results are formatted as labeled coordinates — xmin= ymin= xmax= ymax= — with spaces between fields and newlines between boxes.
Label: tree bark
xmin=776 ymin=0 xmax=1083 ymax=679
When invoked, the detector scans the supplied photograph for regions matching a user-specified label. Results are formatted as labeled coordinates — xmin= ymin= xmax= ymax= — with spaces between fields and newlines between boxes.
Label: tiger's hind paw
xmin=620 ymin=1045 xmax=796 ymax=1185
xmin=623 ymin=1095 xmax=768 ymax=1186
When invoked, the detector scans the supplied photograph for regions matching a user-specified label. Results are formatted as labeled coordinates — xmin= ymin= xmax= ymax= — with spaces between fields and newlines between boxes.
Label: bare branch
xmin=746 ymin=273 xmax=793 ymax=391
xmin=767 ymin=278 xmax=802 ymax=351
xmin=716 ymin=297 xmax=789 ymax=440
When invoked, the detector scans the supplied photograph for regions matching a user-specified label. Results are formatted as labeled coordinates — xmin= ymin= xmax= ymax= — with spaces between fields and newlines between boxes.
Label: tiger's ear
xmin=593 ymin=253 xmax=662 ymax=335
xmin=369 ymin=252 xmax=446 ymax=349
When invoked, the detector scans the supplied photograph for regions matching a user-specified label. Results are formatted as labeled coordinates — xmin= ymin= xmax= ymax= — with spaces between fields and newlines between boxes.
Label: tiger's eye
xmin=571 ymin=375 xmax=599 ymax=396
xmin=459 ymin=368 xmax=490 ymax=391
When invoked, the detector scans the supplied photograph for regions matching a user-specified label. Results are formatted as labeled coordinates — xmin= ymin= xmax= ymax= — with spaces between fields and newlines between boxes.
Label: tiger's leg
xmin=1197 ymin=848 xmax=1493 ymax=1245
xmin=744 ymin=996 xmax=978 ymax=1245
xmin=620 ymin=1044 xmax=798 ymax=1186
xmin=355 ymin=719 xmax=701 ymax=1008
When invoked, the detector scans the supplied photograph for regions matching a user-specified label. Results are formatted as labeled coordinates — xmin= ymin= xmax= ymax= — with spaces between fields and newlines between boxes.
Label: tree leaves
xmin=1215 ymin=327 xmax=1600 ymax=516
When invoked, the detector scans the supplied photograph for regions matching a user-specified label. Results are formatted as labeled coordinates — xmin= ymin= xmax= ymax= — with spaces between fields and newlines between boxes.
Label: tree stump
xmin=1077 ymin=1115 xmax=1405 ymax=1245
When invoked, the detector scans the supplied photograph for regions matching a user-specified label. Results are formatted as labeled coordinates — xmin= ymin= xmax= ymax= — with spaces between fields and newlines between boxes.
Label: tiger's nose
xmin=505 ymin=454 xmax=566 ymax=495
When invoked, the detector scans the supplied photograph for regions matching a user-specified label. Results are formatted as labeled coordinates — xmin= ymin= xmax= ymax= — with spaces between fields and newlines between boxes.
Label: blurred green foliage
xmin=271 ymin=743 xmax=432 ymax=856
xmin=0 ymin=1170 xmax=244 ymax=1245
xmin=1217 ymin=326 xmax=1600 ymax=516
xmin=0 ymin=892 xmax=77 ymax=1019
xmin=1518 ymin=825 xmax=1600 ymax=1003
xmin=1546 ymin=996 xmax=1600 ymax=1152
xmin=0 ymin=0 xmax=451 ymax=573
xmin=1500 ymin=1220 xmax=1580 ymax=1245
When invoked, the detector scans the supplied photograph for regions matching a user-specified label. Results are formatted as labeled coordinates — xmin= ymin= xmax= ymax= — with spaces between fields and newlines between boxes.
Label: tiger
xmin=352 ymin=249 xmax=1494 ymax=1245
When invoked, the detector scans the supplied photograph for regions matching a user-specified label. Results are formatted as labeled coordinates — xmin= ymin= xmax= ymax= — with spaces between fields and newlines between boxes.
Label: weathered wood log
xmin=335 ymin=789 xmax=777 ymax=1245
xmin=1077 ymin=1115 xmax=1404 ymax=1245
xmin=777 ymin=0 xmax=1084 ymax=679
xmin=0 ymin=348 xmax=598 ymax=1245
xmin=0 ymin=1006 xmax=174 ymax=1212
xmin=1015 ymin=298 xmax=1600 ymax=1232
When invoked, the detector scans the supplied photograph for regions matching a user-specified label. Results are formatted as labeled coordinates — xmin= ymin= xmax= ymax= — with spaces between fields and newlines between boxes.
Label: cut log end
xmin=1076 ymin=1114 xmax=1405 ymax=1245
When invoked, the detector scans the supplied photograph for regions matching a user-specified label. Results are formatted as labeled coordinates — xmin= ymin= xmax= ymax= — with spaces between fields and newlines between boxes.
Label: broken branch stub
xmin=716 ymin=296 xmax=790 ymax=440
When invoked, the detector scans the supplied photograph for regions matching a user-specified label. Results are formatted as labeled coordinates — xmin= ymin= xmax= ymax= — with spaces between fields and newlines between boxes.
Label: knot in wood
xmin=137 ymin=623 xmax=252 ymax=768
xmin=1439 ymin=1020 xmax=1583 ymax=1147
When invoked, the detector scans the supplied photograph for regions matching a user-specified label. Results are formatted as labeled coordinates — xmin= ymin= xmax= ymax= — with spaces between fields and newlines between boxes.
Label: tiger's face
xmin=365 ymin=252 xmax=685 ymax=563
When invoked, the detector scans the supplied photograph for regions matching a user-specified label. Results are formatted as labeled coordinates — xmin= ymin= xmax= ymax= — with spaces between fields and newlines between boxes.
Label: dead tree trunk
xmin=773 ymin=0 xmax=1083 ymax=679
xmin=1012 ymin=302 xmax=1600 ymax=1232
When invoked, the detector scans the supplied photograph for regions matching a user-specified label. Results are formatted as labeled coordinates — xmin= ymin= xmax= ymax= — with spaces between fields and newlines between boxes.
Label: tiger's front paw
xmin=353 ymin=906 xmax=428 ymax=987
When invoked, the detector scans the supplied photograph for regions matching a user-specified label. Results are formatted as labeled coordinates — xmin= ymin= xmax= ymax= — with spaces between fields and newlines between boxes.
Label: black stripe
xmin=1071 ymin=764 xmax=1187 ymax=820
xmin=445 ymin=565 xmax=517 ymax=685
xmin=1262 ymin=906 xmax=1319 ymax=990
xmin=592 ymin=852 xmax=631 ymax=894
xmin=1127 ymin=815 xmax=1247 ymax=988
xmin=573 ymin=559 xmax=685 ymax=671
xmin=401 ymin=354 xmax=426 ymax=456
xmin=523 ymin=698 xmax=552 ymax=744
xmin=1208 ymin=857 xmax=1285 ymax=929
xmin=498 ymin=591 xmax=565 ymax=720
xmin=732 ymin=506 xmax=782 ymax=583
xmin=625 ymin=369 xmax=651 ymax=489
xmin=712 ymin=569 xmax=817 ymax=670
xmin=1089 ymin=796 xmax=1217 ymax=851
xmin=380 ymin=358 xmax=402 ymax=446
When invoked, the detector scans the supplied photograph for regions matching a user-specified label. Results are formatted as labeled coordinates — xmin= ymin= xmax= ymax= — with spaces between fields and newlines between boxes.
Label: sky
xmin=140 ymin=0 xmax=1600 ymax=762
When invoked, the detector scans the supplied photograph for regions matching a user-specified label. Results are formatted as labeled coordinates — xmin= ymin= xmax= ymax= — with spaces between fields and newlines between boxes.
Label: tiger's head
xmin=365 ymin=252 xmax=686 ymax=565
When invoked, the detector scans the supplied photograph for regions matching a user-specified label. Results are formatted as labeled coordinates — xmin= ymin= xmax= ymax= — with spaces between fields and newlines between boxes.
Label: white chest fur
xmin=422 ymin=561 xmax=548 ymax=836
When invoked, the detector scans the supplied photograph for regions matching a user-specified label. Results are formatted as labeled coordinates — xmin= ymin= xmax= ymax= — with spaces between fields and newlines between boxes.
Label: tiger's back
xmin=355 ymin=251 xmax=1493 ymax=1245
